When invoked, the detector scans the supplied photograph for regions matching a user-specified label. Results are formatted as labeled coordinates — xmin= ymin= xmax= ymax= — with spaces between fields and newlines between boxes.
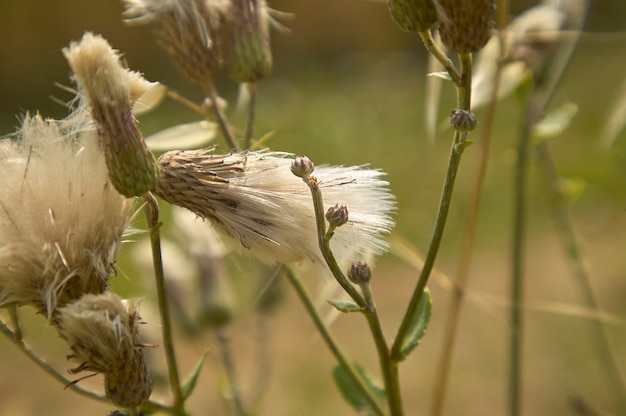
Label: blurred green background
xmin=1 ymin=1 xmax=626 ymax=415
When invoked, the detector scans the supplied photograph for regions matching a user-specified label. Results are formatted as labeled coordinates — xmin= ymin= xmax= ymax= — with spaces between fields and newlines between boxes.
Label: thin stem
xmin=8 ymin=305 xmax=23 ymax=341
xmin=0 ymin=317 xmax=172 ymax=413
xmin=244 ymin=82 xmax=258 ymax=150
xmin=392 ymin=53 xmax=473 ymax=359
xmin=535 ymin=143 xmax=626 ymax=413
xmin=143 ymin=192 xmax=185 ymax=413
xmin=303 ymin=176 xmax=367 ymax=308
xmin=283 ymin=267 xmax=385 ymax=416
xmin=203 ymin=80 xmax=239 ymax=151
xmin=430 ymin=3 xmax=510 ymax=412
xmin=165 ymin=88 xmax=209 ymax=117
xmin=418 ymin=30 xmax=461 ymax=86
xmin=215 ymin=328 xmax=248 ymax=416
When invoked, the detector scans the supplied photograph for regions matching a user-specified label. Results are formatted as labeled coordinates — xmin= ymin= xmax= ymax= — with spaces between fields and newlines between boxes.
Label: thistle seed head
xmin=56 ymin=292 xmax=152 ymax=407
xmin=123 ymin=0 xmax=231 ymax=84
xmin=155 ymin=148 xmax=395 ymax=269
xmin=0 ymin=112 xmax=132 ymax=317
xmin=63 ymin=32 xmax=158 ymax=197
xmin=436 ymin=0 xmax=495 ymax=53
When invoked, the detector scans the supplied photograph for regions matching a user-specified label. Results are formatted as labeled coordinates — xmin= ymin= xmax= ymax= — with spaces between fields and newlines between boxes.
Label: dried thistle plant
xmin=155 ymin=147 xmax=396 ymax=269
xmin=57 ymin=292 xmax=152 ymax=408
xmin=0 ymin=111 xmax=133 ymax=317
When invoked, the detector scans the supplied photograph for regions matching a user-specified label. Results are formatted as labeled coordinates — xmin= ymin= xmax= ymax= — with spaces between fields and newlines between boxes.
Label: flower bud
xmin=290 ymin=156 xmax=315 ymax=178
xmin=449 ymin=109 xmax=477 ymax=131
xmin=437 ymin=0 xmax=495 ymax=53
xmin=326 ymin=203 xmax=349 ymax=228
xmin=348 ymin=262 xmax=372 ymax=284
xmin=226 ymin=0 xmax=273 ymax=83
xmin=389 ymin=0 xmax=439 ymax=32
xmin=63 ymin=33 xmax=158 ymax=197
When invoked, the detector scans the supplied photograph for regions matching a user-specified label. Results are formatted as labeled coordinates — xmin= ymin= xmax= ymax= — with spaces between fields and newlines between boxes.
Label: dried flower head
xmin=436 ymin=0 xmax=495 ymax=54
xmin=63 ymin=32 xmax=158 ymax=197
xmin=0 ymin=112 xmax=133 ymax=317
xmin=155 ymin=148 xmax=395 ymax=268
xmin=225 ymin=0 xmax=273 ymax=83
xmin=123 ymin=0 xmax=230 ymax=84
xmin=57 ymin=292 xmax=152 ymax=407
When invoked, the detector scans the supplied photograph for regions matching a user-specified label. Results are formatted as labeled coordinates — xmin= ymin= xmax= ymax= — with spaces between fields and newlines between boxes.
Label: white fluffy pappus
xmin=0 ymin=111 xmax=133 ymax=316
xmin=155 ymin=147 xmax=396 ymax=270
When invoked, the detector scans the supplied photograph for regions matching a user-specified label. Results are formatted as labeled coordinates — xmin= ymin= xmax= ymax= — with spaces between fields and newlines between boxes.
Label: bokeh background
xmin=1 ymin=0 xmax=626 ymax=415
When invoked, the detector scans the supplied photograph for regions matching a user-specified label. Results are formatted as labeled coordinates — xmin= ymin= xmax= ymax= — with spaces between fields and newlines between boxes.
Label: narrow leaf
xmin=181 ymin=349 xmax=209 ymax=400
xmin=531 ymin=102 xmax=578 ymax=143
xmin=397 ymin=289 xmax=432 ymax=361
xmin=327 ymin=299 xmax=365 ymax=313
xmin=427 ymin=71 xmax=453 ymax=81
xmin=332 ymin=364 xmax=385 ymax=415
xmin=145 ymin=120 xmax=217 ymax=152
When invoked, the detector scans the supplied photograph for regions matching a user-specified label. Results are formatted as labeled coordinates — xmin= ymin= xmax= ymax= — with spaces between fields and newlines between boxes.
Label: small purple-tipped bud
xmin=326 ymin=203 xmax=349 ymax=228
xmin=449 ymin=109 xmax=477 ymax=132
xmin=290 ymin=156 xmax=315 ymax=178
xmin=348 ymin=262 xmax=372 ymax=284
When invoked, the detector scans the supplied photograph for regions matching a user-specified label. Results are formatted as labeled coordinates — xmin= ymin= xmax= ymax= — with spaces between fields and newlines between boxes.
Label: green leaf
xmin=181 ymin=349 xmax=210 ymax=400
xmin=327 ymin=299 xmax=365 ymax=313
xmin=531 ymin=102 xmax=579 ymax=143
xmin=427 ymin=71 xmax=453 ymax=81
xmin=332 ymin=364 xmax=386 ymax=415
xmin=396 ymin=289 xmax=432 ymax=361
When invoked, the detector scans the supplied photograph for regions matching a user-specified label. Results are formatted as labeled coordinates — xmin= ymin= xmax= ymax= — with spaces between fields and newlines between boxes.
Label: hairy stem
xmin=143 ymin=193 xmax=185 ymax=414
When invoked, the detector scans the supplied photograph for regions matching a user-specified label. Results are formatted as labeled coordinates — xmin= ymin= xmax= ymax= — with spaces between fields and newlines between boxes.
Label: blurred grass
xmin=1 ymin=1 xmax=626 ymax=415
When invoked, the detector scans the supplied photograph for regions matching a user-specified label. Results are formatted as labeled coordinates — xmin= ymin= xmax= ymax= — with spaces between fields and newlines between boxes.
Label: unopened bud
xmin=348 ymin=262 xmax=372 ymax=284
xmin=449 ymin=109 xmax=477 ymax=131
xmin=227 ymin=0 xmax=273 ymax=83
xmin=437 ymin=0 xmax=495 ymax=53
xmin=389 ymin=0 xmax=439 ymax=32
xmin=290 ymin=156 xmax=315 ymax=178
xmin=326 ymin=203 xmax=349 ymax=228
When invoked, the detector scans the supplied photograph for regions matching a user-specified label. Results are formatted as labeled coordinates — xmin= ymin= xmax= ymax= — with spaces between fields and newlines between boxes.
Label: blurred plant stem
xmin=283 ymin=266 xmax=385 ymax=416
xmin=203 ymin=81 xmax=239 ymax=151
xmin=392 ymin=52 xmax=473 ymax=360
xmin=244 ymin=82 xmax=258 ymax=149
xmin=144 ymin=192 xmax=185 ymax=414
xmin=215 ymin=327 xmax=248 ymax=416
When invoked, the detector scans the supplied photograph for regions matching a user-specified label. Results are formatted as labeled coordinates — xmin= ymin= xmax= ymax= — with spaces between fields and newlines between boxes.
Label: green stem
xmin=303 ymin=176 xmax=367 ymax=309
xmin=215 ymin=328 xmax=248 ymax=416
xmin=418 ymin=30 xmax=461 ymax=86
xmin=143 ymin=193 xmax=185 ymax=414
xmin=0 ymin=317 xmax=172 ymax=413
xmin=430 ymin=3 xmax=510 ymax=410
xmin=392 ymin=53 xmax=472 ymax=360
xmin=203 ymin=81 xmax=239 ymax=151
xmin=535 ymin=143 xmax=626 ymax=413
xmin=244 ymin=82 xmax=258 ymax=150
xmin=283 ymin=267 xmax=385 ymax=416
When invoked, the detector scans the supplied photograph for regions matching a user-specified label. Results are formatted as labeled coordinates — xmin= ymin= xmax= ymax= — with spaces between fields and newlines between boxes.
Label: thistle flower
xmin=122 ymin=0 xmax=231 ymax=84
xmin=57 ymin=292 xmax=152 ymax=407
xmin=0 ymin=112 xmax=133 ymax=317
xmin=155 ymin=148 xmax=395 ymax=268
xmin=63 ymin=32 xmax=159 ymax=197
